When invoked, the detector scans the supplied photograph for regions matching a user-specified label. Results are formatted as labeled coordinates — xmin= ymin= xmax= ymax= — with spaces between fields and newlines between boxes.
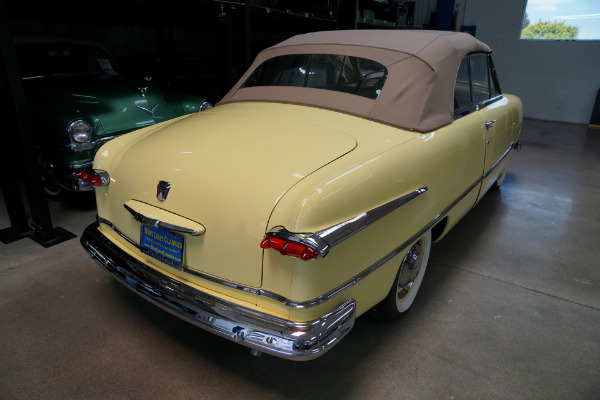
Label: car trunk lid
xmin=97 ymin=103 xmax=357 ymax=288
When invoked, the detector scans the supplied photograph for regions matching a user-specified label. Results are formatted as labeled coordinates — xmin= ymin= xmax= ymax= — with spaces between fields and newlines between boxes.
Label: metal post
xmin=0 ymin=0 xmax=75 ymax=247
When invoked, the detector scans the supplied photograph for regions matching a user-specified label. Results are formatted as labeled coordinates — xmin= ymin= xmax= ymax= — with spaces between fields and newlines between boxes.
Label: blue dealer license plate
xmin=140 ymin=225 xmax=184 ymax=267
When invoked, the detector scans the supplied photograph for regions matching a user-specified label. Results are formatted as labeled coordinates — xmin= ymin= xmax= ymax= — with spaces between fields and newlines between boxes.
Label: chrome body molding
xmin=98 ymin=217 xmax=138 ymax=247
xmin=96 ymin=216 xmax=355 ymax=308
xmin=64 ymin=161 xmax=94 ymax=170
xmin=136 ymin=103 xmax=159 ymax=116
xmin=66 ymin=133 xmax=126 ymax=152
xmin=412 ymin=142 xmax=516 ymax=243
xmin=484 ymin=143 xmax=513 ymax=179
xmin=93 ymin=145 xmax=515 ymax=311
xmin=301 ymin=144 xmax=517 ymax=309
xmin=81 ymin=222 xmax=356 ymax=360
xmin=122 ymin=204 xmax=204 ymax=236
xmin=263 ymin=187 xmax=428 ymax=259
xmin=262 ymin=143 xmax=514 ymax=309
xmin=96 ymin=216 xmax=303 ymax=303
xmin=475 ymin=94 xmax=503 ymax=112
xmin=317 ymin=187 xmax=429 ymax=247
xmin=67 ymin=142 xmax=95 ymax=151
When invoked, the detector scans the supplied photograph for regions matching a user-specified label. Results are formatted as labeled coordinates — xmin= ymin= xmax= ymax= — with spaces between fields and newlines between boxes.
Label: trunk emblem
xmin=137 ymin=103 xmax=158 ymax=116
xmin=157 ymin=181 xmax=171 ymax=201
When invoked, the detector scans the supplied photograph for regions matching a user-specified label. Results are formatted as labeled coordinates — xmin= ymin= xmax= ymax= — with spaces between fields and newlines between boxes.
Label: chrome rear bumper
xmin=80 ymin=222 xmax=356 ymax=360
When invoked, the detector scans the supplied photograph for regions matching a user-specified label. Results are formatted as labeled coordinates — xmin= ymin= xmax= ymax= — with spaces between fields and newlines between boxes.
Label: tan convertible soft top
xmin=219 ymin=30 xmax=491 ymax=132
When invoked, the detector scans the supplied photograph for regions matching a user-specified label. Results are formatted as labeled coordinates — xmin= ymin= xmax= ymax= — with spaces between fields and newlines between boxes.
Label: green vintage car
xmin=16 ymin=36 xmax=212 ymax=196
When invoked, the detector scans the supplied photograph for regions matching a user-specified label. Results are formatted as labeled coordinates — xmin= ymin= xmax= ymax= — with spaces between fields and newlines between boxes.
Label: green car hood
xmin=23 ymin=74 xmax=189 ymax=137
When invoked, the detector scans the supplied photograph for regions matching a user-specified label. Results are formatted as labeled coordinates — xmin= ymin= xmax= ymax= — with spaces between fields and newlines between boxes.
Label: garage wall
xmin=461 ymin=0 xmax=600 ymax=124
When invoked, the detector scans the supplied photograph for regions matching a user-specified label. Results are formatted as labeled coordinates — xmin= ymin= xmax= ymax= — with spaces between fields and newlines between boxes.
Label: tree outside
xmin=522 ymin=12 xmax=530 ymax=30
xmin=521 ymin=20 xmax=579 ymax=40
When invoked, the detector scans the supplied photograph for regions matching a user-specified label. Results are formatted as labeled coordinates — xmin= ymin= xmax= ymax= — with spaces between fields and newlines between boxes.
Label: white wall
xmin=460 ymin=0 xmax=600 ymax=124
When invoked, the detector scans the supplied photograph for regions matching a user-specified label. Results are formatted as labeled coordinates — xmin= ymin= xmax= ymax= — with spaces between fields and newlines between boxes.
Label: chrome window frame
xmin=454 ymin=52 xmax=504 ymax=119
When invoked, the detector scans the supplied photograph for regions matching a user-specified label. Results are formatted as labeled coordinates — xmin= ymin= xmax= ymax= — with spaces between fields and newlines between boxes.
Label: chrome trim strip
xmin=65 ymin=134 xmax=125 ymax=152
xmin=284 ymin=181 xmax=478 ymax=308
xmin=97 ymin=217 xmax=286 ymax=300
xmin=95 ymin=147 xmax=512 ymax=310
xmin=123 ymin=203 xmax=203 ymax=235
xmin=64 ymin=161 xmax=94 ymax=170
xmin=317 ymin=187 xmax=429 ymax=247
xmin=81 ymin=222 xmax=356 ymax=360
xmin=477 ymin=94 xmax=503 ymax=111
xmin=95 ymin=134 xmax=124 ymax=145
xmin=280 ymin=146 xmax=514 ymax=308
xmin=97 ymin=217 xmax=138 ymax=247
xmin=263 ymin=188 xmax=428 ymax=259
xmin=96 ymin=178 xmax=478 ymax=309
xmin=483 ymin=144 xmax=513 ymax=179
xmin=136 ymin=103 xmax=159 ymax=116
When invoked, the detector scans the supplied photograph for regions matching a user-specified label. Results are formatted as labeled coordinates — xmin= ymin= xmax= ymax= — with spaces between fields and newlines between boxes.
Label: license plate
xmin=140 ymin=225 xmax=184 ymax=268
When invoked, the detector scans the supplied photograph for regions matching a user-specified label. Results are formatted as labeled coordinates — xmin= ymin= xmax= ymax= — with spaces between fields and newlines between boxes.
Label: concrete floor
xmin=1 ymin=118 xmax=599 ymax=399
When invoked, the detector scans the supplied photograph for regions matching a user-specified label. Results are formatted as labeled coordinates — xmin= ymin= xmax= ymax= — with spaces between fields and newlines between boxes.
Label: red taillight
xmin=75 ymin=171 xmax=104 ymax=186
xmin=260 ymin=236 xmax=319 ymax=261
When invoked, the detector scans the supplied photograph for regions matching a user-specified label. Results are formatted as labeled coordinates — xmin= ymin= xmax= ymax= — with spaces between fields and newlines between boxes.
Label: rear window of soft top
xmin=242 ymin=54 xmax=388 ymax=100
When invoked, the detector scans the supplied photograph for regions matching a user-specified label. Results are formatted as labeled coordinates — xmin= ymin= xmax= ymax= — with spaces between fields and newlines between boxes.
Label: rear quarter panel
xmin=264 ymin=114 xmax=487 ymax=319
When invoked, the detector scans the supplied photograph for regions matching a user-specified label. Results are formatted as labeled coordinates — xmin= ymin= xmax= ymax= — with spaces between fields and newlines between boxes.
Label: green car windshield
xmin=17 ymin=43 xmax=120 ymax=79
xmin=243 ymin=54 xmax=388 ymax=100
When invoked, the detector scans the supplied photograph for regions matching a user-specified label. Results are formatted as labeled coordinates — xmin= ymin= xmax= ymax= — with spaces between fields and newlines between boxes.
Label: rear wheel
xmin=370 ymin=231 xmax=431 ymax=322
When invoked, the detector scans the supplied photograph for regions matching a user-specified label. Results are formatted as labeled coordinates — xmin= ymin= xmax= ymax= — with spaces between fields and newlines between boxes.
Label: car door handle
xmin=485 ymin=120 xmax=496 ymax=129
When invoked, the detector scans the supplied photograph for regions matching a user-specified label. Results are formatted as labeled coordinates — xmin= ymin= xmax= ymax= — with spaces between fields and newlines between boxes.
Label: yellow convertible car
xmin=79 ymin=30 xmax=522 ymax=360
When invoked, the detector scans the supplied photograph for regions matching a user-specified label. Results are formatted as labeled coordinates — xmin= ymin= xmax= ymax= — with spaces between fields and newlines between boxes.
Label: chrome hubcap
xmin=397 ymin=239 xmax=423 ymax=301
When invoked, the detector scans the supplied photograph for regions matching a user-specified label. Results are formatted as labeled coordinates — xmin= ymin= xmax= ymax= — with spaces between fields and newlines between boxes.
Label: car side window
xmin=454 ymin=52 xmax=502 ymax=119
xmin=454 ymin=57 xmax=471 ymax=114
xmin=470 ymin=53 xmax=491 ymax=104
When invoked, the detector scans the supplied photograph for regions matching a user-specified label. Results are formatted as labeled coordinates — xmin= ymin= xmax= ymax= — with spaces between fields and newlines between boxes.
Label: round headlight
xmin=68 ymin=120 xmax=93 ymax=143
xmin=198 ymin=101 xmax=213 ymax=112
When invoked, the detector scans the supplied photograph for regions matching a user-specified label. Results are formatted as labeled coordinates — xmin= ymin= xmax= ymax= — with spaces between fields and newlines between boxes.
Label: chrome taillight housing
xmin=260 ymin=227 xmax=330 ymax=261
xmin=75 ymin=170 xmax=110 ymax=187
